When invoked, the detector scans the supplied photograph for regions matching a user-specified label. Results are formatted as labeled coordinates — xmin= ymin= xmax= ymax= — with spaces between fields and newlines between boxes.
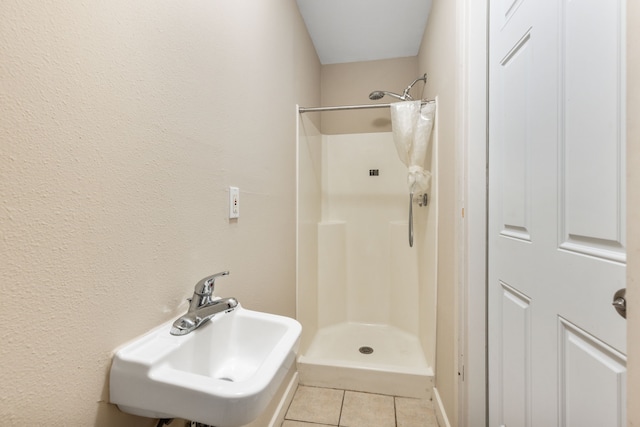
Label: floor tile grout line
xmin=282 ymin=384 xmax=299 ymax=424
xmin=284 ymin=417 xmax=339 ymax=426
xmin=337 ymin=388 xmax=345 ymax=426
xmin=283 ymin=384 xmax=345 ymax=426
xmin=393 ymin=395 xmax=398 ymax=427
xmin=284 ymin=423 xmax=337 ymax=426
xmin=299 ymin=383 xmax=407 ymax=398
xmin=283 ymin=421 xmax=339 ymax=426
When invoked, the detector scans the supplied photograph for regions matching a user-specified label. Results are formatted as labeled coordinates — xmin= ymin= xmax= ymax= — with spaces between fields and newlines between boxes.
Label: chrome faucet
xmin=170 ymin=271 xmax=238 ymax=336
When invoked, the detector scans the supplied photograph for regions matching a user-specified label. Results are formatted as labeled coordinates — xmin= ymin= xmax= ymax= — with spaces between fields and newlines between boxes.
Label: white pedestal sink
xmin=109 ymin=304 xmax=301 ymax=427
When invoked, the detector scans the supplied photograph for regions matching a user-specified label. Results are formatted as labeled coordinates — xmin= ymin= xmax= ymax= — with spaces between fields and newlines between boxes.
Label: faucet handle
xmin=194 ymin=271 xmax=230 ymax=296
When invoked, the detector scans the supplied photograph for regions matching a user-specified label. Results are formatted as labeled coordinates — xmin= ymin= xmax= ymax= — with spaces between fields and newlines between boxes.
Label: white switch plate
xmin=229 ymin=186 xmax=239 ymax=219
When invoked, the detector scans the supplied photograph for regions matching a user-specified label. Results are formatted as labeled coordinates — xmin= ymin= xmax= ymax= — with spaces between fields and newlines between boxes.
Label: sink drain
xmin=359 ymin=346 xmax=374 ymax=355
xmin=217 ymin=377 xmax=234 ymax=382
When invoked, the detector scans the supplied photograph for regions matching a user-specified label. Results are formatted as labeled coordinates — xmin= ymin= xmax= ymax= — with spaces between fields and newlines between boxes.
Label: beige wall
xmin=627 ymin=0 xmax=639 ymax=424
xmin=319 ymin=57 xmax=420 ymax=134
xmin=0 ymin=1 xmax=320 ymax=425
xmin=417 ymin=0 xmax=459 ymax=424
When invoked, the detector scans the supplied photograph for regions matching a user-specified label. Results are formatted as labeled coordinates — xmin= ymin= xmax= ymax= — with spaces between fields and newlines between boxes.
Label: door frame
xmin=628 ymin=2 xmax=640 ymax=424
xmin=457 ymin=0 xmax=489 ymax=426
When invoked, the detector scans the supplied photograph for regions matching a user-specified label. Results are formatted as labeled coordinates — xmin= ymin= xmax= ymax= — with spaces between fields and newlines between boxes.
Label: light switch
xmin=229 ymin=186 xmax=239 ymax=219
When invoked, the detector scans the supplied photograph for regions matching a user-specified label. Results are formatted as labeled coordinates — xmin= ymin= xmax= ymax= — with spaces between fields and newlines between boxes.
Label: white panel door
xmin=488 ymin=0 xmax=627 ymax=426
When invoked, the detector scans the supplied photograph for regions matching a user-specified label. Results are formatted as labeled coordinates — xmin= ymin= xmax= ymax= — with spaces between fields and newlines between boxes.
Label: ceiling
xmin=296 ymin=0 xmax=433 ymax=65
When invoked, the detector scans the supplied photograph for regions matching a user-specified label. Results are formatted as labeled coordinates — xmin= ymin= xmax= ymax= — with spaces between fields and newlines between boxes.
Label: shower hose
xmin=409 ymin=190 xmax=414 ymax=248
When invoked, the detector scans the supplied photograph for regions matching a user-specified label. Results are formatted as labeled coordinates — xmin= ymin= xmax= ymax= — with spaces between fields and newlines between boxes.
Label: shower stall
xmin=295 ymin=96 xmax=438 ymax=399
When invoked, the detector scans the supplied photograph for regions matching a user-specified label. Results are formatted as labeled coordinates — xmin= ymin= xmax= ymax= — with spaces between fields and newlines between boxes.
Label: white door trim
xmin=457 ymin=0 xmax=489 ymax=426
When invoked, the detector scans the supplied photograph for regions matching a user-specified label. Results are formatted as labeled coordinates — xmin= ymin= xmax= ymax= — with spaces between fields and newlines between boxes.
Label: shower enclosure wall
xmin=296 ymin=110 xmax=438 ymax=399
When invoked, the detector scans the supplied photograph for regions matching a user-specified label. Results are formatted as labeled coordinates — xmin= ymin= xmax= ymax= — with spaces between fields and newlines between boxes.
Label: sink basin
xmin=109 ymin=304 xmax=301 ymax=427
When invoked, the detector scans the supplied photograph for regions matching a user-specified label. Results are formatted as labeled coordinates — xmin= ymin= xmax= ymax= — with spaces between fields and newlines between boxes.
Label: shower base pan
xmin=297 ymin=322 xmax=434 ymax=399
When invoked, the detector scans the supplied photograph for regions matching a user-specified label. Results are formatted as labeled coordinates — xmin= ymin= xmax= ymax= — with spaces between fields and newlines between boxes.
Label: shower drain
xmin=359 ymin=346 xmax=374 ymax=355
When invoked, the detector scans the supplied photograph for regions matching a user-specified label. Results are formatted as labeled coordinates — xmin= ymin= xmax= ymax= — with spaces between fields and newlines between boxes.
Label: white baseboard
xmin=433 ymin=387 xmax=452 ymax=427
xmin=268 ymin=371 xmax=299 ymax=427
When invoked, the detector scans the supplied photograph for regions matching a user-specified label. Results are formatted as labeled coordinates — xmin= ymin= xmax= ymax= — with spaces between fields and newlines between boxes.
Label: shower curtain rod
xmin=298 ymin=99 xmax=435 ymax=113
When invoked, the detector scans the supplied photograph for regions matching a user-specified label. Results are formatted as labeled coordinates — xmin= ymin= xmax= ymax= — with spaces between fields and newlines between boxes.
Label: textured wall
xmin=417 ymin=0 xmax=460 ymax=424
xmin=0 ymin=0 xmax=320 ymax=424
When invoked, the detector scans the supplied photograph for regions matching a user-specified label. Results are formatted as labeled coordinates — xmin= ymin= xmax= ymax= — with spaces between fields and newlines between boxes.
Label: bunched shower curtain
xmin=390 ymin=100 xmax=436 ymax=193
xmin=390 ymin=100 xmax=436 ymax=247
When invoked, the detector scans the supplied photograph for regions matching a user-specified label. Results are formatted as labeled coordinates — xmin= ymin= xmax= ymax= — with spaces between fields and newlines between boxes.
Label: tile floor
xmin=282 ymin=385 xmax=438 ymax=427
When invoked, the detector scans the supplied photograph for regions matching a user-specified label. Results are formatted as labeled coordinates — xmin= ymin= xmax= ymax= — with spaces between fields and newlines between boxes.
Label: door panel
xmin=500 ymin=31 xmax=533 ymax=241
xmin=559 ymin=317 xmax=626 ymax=427
xmin=560 ymin=0 xmax=626 ymax=262
xmin=499 ymin=282 xmax=531 ymax=427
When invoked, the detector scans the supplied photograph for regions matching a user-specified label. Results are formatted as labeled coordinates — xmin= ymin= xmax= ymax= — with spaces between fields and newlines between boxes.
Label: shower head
xmin=368 ymin=90 xmax=410 ymax=101
xmin=368 ymin=73 xmax=428 ymax=102
xmin=368 ymin=91 xmax=386 ymax=100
